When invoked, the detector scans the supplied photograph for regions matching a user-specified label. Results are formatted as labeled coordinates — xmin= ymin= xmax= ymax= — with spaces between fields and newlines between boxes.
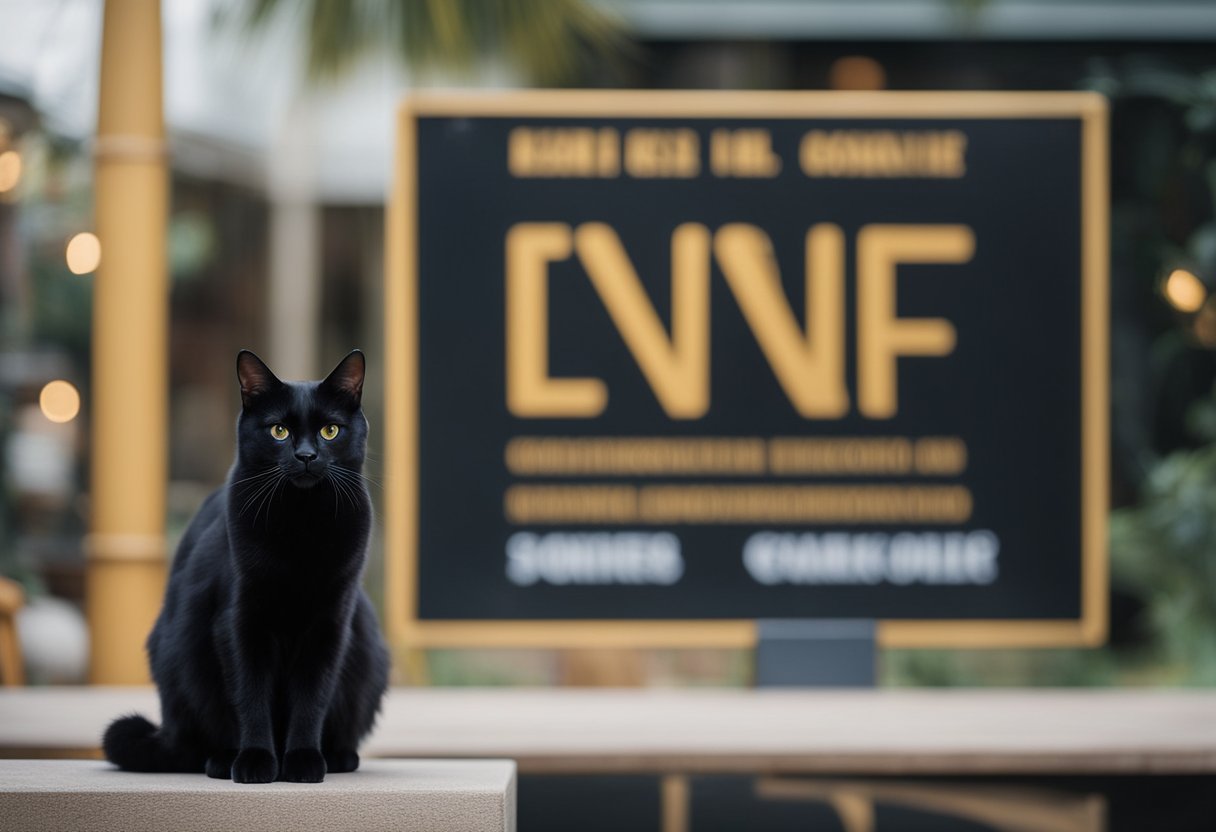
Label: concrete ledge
xmin=7 ymin=688 xmax=1216 ymax=774
xmin=0 ymin=759 xmax=516 ymax=832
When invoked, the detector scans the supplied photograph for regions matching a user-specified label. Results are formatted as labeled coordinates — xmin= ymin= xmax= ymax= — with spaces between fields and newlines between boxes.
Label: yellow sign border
xmin=385 ymin=90 xmax=1109 ymax=649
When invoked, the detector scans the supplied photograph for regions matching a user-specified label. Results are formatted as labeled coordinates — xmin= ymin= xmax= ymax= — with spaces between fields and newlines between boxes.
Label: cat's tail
xmin=102 ymin=714 xmax=199 ymax=772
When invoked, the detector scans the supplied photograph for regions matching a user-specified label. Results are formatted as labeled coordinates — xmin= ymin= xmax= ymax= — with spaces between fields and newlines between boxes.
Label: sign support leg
xmin=754 ymin=619 xmax=877 ymax=688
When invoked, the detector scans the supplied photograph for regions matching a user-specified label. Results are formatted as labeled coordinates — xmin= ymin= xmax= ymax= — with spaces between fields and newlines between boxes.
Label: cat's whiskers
xmin=328 ymin=469 xmax=373 ymax=516
xmin=231 ymin=468 xmax=283 ymax=517
xmin=234 ymin=467 xmax=278 ymax=501
xmin=323 ymin=470 xmax=342 ymax=517
xmin=330 ymin=465 xmax=380 ymax=490
xmin=251 ymin=470 xmax=288 ymax=528
xmin=339 ymin=474 xmax=360 ymax=512
xmin=325 ymin=472 xmax=341 ymax=516
xmin=262 ymin=473 xmax=288 ymax=529
xmin=236 ymin=480 xmax=273 ymax=517
xmin=229 ymin=467 xmax=280 ymax=490
xmin=328 ymin=467 xmax=360 ymax=492
xmin=325 ymin=469 xmax=360 ymax=516
xmin=238 ymin=470 xmax=285 ymax=519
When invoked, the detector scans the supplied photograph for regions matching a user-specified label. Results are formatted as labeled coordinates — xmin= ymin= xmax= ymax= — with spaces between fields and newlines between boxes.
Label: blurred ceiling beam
xmin=614 ymin=0 xmax=1216 ymax=41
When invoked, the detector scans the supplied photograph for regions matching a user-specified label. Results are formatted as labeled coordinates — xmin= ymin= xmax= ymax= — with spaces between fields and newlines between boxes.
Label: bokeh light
xmin=65 ymin=232 xmax=102 ymax=275
xmin=1193 ymin=301 xmax=1216 ymax=348
xmin=39 ymin=380 xmax=81 ymax=424
xmin=1164 ymin=268 xmax=1206 ymax=313
xmin=829 ymin=56 xmax=887 ymax=91
xmin=0 ymin=150 xmax=21 ymax=193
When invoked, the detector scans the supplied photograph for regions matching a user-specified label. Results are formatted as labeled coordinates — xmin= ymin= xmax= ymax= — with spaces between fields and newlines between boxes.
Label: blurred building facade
xmin=2 ymin=0 xmax=1216 ymax=684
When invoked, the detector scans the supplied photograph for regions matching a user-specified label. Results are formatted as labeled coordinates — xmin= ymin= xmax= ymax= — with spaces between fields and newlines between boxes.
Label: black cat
xmin=103 ymin=350 xmax=389 ymax=783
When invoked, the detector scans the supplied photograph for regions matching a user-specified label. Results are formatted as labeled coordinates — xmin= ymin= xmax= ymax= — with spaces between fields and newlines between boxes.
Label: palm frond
xmin=236 ymin=0 xmax=627 ymax=85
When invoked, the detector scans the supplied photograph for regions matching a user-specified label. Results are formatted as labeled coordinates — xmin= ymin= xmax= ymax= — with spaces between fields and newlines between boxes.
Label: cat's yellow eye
xmin=320 ymin=424 xmax=340 ymax=441
xmin=270 ymin=424 xmax=289 ymax=441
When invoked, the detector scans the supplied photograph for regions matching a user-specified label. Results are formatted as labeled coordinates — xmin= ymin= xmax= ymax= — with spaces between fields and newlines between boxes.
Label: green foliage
xmin=29 ymin=259 xmax=92 ymax=360
xmin=236 ymin=0 xmax=628 ymax=85
xmin=882 ymin=647 xmax=1116 ymax=689
xmin=886 ymin=392 xmax=1216 ymax=689
xmin=1109 ymin=391 xmax=1216 ymax=685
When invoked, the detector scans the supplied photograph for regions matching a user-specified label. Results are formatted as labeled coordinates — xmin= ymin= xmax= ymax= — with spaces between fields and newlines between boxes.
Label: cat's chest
xmin=267 ymin=524 xmax=356 ymax=559
xmin=232 ymin=509 xmax=367 ymax=562
xmin=238 ymin=567 xmax=350 ymax=626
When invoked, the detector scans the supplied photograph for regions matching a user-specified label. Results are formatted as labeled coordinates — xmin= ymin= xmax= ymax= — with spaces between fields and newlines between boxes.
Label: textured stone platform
xmin=0 ymin=759 xmax=516 ymax=832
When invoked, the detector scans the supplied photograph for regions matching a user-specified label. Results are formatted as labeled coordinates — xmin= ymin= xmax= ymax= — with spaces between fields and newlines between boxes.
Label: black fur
xmin=103 ymin=350 xmax=389 ymax=783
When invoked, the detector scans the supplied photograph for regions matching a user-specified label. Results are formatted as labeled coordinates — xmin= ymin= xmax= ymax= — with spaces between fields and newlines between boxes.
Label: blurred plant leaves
xmin=231 ymin=0 xmax=628 ymax=85
xmin=1112 ymin=390 xmax=1216 ymax=685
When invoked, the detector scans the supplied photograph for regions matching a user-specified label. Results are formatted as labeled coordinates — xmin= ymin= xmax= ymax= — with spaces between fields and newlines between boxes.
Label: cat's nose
xmin=295 ymin=449 xmax=318 ymax=464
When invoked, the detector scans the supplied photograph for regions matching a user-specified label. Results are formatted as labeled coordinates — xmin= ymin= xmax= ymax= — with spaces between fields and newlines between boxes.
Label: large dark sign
xmin=385 ymin=91 xmax=1108 ymax=648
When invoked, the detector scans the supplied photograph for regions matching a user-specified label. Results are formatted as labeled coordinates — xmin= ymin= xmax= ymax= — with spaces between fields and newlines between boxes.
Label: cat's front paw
xmin=231 ymin=747 xmax=277 ymax=783
xmin=281 ymin=747 xmax=327 ymax=783
xmin=205 ymin=750 xmax=238 ymax=779
xmin=324 ymin=748 xmax=360 ymax=773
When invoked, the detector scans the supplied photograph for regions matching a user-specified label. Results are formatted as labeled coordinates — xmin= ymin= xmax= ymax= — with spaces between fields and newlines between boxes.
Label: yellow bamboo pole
xmin=87 ymin=0 xmax=168 ymax=684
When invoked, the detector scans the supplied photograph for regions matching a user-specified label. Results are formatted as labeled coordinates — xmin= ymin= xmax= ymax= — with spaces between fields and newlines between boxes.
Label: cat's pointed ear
xmin=321 ymin=350 xmax=365 ymax=405
xmin=236 ymin=350 xmax=282 ymax=408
